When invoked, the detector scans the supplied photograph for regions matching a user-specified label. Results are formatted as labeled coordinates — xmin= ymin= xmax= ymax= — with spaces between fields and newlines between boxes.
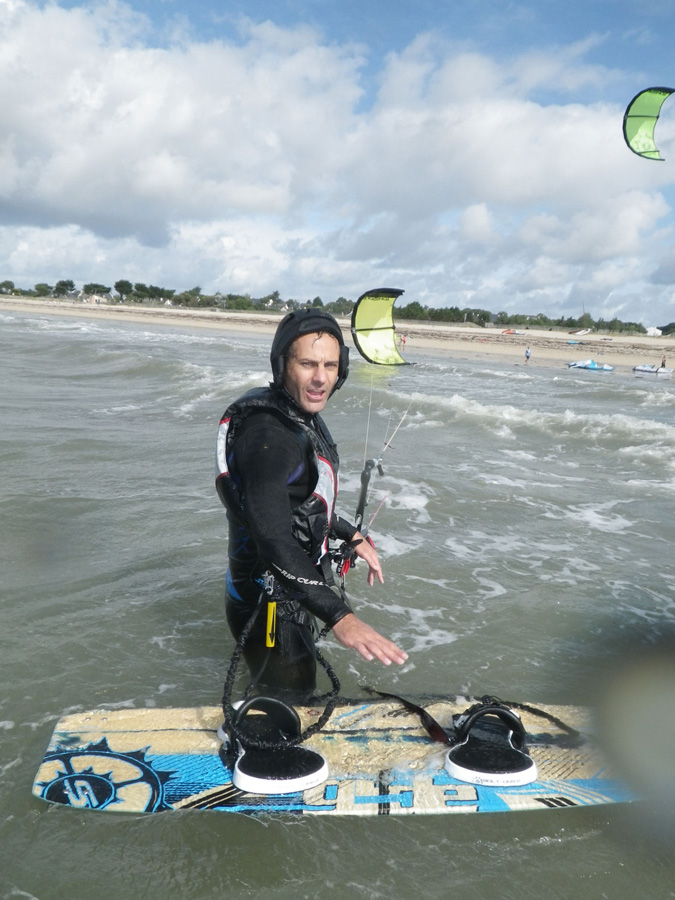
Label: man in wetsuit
xmin=216 ymin=309 xmax=407 ymax=699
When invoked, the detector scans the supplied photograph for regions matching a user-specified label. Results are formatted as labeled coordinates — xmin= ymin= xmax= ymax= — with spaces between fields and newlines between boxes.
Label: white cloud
xmin=519 ymin=193 xmax=670 ymax=263
xmin=1 ymin=0 xmax=674 ymax=324
xmin=459 ymin=204 xmax=495 ymax=242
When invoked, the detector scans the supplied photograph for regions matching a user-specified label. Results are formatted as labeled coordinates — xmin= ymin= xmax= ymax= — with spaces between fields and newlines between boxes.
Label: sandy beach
xmin=1 ymin=295 xmax=672 ymax=373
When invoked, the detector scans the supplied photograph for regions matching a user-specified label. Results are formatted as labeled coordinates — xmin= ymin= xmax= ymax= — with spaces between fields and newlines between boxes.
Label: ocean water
xmin=1 ymin=309 xmax=674 ymax=899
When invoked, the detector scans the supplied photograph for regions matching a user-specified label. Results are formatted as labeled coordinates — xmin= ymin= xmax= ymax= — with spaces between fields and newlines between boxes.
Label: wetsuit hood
xmin=270 ymin=309 xmax=349 ymax=393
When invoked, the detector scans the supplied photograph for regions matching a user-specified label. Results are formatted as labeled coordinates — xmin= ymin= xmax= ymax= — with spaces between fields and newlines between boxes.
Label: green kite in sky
xmin=623 ymin=87 xmax=674 ymax=160
xmin=351 ymin=288 xmax=409 ymax=366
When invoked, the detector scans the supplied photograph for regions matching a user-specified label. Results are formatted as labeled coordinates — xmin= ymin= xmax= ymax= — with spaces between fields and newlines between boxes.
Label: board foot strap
xmin=365 ymin=688 xmax=539 ymax=786
xmin=221 ymin=697 xmax=328 ymax=795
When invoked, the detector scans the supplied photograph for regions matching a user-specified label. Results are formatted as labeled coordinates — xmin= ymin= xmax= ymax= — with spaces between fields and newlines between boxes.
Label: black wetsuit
xmin=216 ymin=387 xmax=356 ymax=698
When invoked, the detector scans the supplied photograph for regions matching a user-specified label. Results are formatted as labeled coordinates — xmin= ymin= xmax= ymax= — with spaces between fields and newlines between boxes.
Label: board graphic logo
xmin=35 ymin=738 xmax=174 ymax=812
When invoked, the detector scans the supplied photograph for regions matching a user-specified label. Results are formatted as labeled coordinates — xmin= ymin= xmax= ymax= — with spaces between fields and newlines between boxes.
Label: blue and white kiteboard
xmin=32 ymin=697 xmax=633 ymax=816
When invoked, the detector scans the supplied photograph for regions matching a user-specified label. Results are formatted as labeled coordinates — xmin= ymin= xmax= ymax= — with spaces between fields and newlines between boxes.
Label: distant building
xmin=646 ymin=327 xmax=663 ymax=336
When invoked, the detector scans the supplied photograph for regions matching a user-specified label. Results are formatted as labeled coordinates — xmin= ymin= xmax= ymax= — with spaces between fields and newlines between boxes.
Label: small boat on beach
xmin=568 ymin=359 xmax=615 ymax=371
xmin=632 ymin=364 xmax=673 ymax=376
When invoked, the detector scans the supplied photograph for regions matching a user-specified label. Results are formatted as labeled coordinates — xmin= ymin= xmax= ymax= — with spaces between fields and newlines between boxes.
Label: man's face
xmin=283 ymin=331 xmax=341 ymax=414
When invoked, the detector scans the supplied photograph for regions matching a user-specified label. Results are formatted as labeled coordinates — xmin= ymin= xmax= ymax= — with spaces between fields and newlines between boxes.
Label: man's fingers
xmin=332 ymin=614 xmax=408 ymax=666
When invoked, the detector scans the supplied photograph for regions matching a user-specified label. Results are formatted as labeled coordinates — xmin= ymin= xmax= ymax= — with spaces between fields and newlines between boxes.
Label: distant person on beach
xmin=215 ymin=309 xmax=407 ymax=699
xmin=525 ymin=346 xmax=531 ymax=364
xmin=661 ymin=356 xmax=667 ymax=368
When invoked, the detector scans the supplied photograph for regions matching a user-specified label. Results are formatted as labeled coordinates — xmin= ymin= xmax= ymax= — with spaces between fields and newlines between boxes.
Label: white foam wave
xmin=403 ymin=629 xmax=458 ymax=653
xmin=619 ymin=443 xmax=675 ymax=471
xmin=34 ymin=316 xmax=105 ymax=335
xmin=445 ymin=530 xmax=526 ymax=559
xmin=179 ymin=361 xmax=267 ymax=391
xmin=406 ymin=419 xmax=444 ymax=430
xmin=537 ymin=557 xmax=603 ymax=584
xmin=418 ymin=392 xmax=675 ymax=450
xmin=99 ymin=404 xmax=143 ymax=415
xmin=565 ymin=502 xmax=633 ymax=533
xmin=97 ymin=698 xmax=137 ymax=709
xmin=385 ymin=603 xmax=458 ymax=653
xmin=625 ymin=477 xmax=675 ymax=494
xmin=176 ymin=392 xmax=214 ymax=417
xmin=370 ymin=531 xmax=424 ymax=558
xmin=0 ymin=756 xmax=22 ymax=779
xmin=484 ymin=368 xmax=533 ymax=381
xmin=501 ymin=449 xmax=538 ymax=461
xmin=20 ymin=313 xmax=269 ymax=359
xmin=472 ymin=575 xmax=508 ymax=598
xmin=380 ymin=481 xmax=432 ymax=523
xmin=339 ymin=475 xmax=432 ymax=529
xmin=403 ymin=575 xmax=453 ymax=590
xmin=569 ymin=411 xmax=675 ymax=445
xmin=444 ymin=536 xmax=480 ymax=560
xmin=171 ymin=367 xmax=268 ymax=417
xmin=445 ymin=529 xmax=579 ymax=562
xmin=639 ymin=391 xmax=675 ymax=409
xmin=478 ymin=474 xmax=533 ymax=489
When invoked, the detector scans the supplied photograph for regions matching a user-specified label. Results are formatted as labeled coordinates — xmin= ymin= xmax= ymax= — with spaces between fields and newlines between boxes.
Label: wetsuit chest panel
xmin=216 ymin=390 xmax=337 ymax=559
xmin=215 ymin=387 xmax=351 ymax=627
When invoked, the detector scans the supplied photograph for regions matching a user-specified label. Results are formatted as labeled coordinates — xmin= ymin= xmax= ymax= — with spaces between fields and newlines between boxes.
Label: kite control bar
xmin=354 ymin=457 xmax=384 ymax=535
xmin=335 ymin=457 xmax=383 ymax=585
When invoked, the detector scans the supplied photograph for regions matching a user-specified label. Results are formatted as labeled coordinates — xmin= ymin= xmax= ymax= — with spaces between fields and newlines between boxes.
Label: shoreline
xmin=1 ymin=296 xmax=673 ymax=373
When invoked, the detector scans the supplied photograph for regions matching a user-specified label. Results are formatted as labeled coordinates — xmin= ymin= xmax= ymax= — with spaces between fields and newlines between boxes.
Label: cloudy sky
xmin=2 ymin=0 xmax=675 ymax=325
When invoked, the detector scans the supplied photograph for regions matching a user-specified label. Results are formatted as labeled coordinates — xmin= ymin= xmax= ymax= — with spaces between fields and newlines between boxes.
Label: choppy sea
xmin=1 ymin=308 xmax=674 ymax=899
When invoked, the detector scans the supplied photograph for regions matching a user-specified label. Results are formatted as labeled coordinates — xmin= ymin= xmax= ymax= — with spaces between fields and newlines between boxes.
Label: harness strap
xmin=365 ymin=687 xmax=452 ymax=745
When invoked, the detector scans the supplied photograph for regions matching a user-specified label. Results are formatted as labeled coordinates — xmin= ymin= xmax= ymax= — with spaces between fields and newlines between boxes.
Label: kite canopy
xmin=351 ymin=288 xmax=409 ymax=365
xmin=623 ymin=87 xmax=674 ymax=160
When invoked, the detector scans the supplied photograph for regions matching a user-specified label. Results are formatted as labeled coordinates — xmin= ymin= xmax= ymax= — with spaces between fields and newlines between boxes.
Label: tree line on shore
xmin=1 ymin=278 xmax=672 ymax=335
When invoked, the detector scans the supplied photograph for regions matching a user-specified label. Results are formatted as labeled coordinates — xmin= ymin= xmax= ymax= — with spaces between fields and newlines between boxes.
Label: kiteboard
xmin=32 ymin=696 xmax=633 ymax=816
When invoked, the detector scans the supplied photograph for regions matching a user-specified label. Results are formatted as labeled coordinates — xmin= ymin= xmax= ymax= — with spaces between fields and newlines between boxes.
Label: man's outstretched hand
xmin=332 ymin=613 xmax=408 ymax=666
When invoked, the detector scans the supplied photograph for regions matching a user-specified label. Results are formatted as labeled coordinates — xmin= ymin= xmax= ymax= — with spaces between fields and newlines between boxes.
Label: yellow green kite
xmin=623 ymin=87 xmax=674 ymax=160
xmin=350 ymin=288 xmax=409 ymax=365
